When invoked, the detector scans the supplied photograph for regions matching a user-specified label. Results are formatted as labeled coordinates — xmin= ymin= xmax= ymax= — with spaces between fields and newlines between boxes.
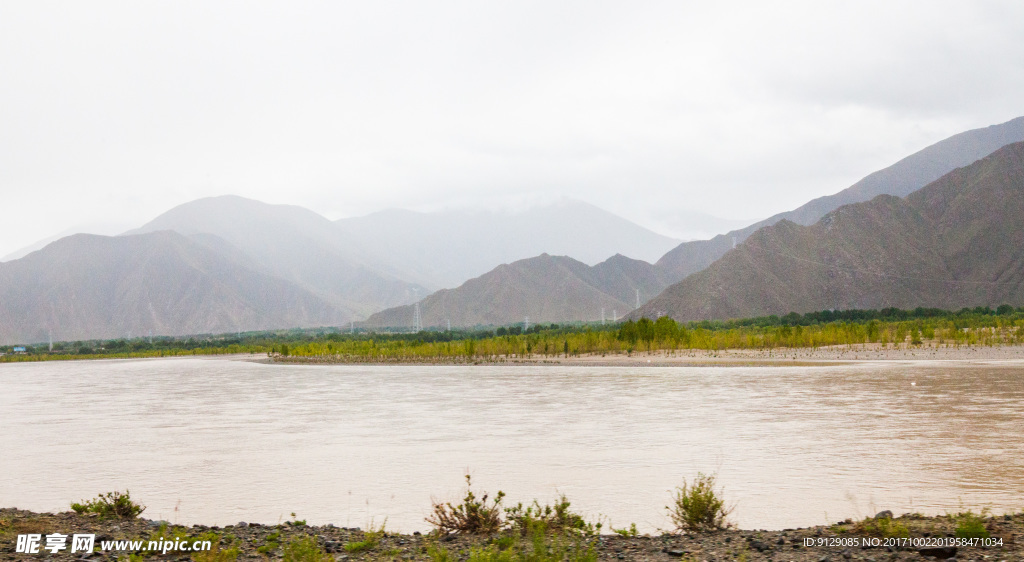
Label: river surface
xmin=1 ymin=357 xmax=1022 ymax=532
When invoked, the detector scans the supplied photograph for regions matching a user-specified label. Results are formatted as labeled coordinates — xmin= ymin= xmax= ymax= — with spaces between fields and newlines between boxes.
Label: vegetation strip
xmin=3 ymin=306 xmax=1024 ymax=364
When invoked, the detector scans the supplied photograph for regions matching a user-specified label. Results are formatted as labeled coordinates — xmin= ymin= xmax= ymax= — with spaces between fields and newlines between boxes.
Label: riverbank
xmin=2 ymin=508 xmax=1020 ymax=561
xmin=267 ymin=343 xmax=1024 ymax=367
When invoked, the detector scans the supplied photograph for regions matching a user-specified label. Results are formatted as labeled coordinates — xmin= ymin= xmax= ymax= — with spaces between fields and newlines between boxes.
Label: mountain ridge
xmin=634 ymin=141 xmax=1024 ymax=322
xmin=0 ymin=231 xmax=348 ymax=344
xmin=363 ymin=253 xmax=671 ymax=329
xmin=655 ymin=115 xmax=1024 ymax=281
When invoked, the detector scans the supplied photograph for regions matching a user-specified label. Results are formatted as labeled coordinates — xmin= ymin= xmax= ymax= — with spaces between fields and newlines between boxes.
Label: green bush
xmin=666 ymin=473 xmax=732 ymax=532
xmin=854 ymin=516 xmax=909 ymax=538
xmin=71 ymin=491 xmax=145 ymax=519
xmin=504 ymin=495 xmax=601 ymax=536
xmin=955 ymin=511 xmax=990 ymax=539
xmin=426 ymin=475 xmax=506 ymax=535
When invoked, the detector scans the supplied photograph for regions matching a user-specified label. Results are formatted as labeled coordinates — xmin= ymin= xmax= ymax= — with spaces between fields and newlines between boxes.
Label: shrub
xmin=70 ymin=491 xmax=145 ymax=519
xmin=666 ymin=473 xmax=732 ymax=532
xmin=282 ymin=536 xmax=332 ymax=562
xmin=505 ymin=496 xmax=601 ymax=536
xmin=426 ymin=475 xmax=505 ymax=535
xmin=955 ymin=511 xmax=991 ymax=539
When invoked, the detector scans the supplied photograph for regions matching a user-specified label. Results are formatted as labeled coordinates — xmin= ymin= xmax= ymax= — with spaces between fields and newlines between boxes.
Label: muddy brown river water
xmin=1 ymin=357 xmax=1021 ymax=532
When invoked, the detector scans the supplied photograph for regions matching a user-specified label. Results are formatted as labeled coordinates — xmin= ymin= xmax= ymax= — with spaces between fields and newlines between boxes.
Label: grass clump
xmin=255 ymin=530 xmax=281 ymax=555
xmin=427 ymin=475 xmax=506 ymax=535
xmin=192 ymin=542 xmax=239 ymax=562
xmin=465 ymin=521 xmax=597 ymax=562
xmin=954 ymin=511 xmax=991 ymax=539
xmin=666 ymin=473 xmax=732 ymax=532
xmin=343 ymin=520 xmax=386 ymax=553
xmin=282 ymin=536 xmax=331 ymax=562
xmin=612 ymin=523 xmax=639 ymax=537
xmin=854 ymin=516 xmax=910 ymax=538
xmin=71 ymin=490 xmax=146 ymax=519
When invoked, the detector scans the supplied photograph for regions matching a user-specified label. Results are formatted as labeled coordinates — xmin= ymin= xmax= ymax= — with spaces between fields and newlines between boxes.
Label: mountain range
xmin=2 ymin=116 xmax=1023 ymax=342
xmin=0 ymin=198 xmax=678 ymax=343
xmin=334 ymin=201 xmax=680 ymax=289
xmin=364 ymin=116 xmax=1024 ymax=329
xmin=634 ymin=141 xmax=1024 ymax=321
xmin=364 ymin=253 xmax=671 ymax=328
xmin=655 ymin=116 xmax=1024 ymax=281
xmin=0 ymin=231 xmax=347 ymax=343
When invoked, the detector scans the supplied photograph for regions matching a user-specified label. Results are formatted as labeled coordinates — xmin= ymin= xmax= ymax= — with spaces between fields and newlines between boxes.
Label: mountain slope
xmin=655 ymin=115 xmax=1024 ymax=281
xmin=0 ymin=231 xmax=347 ymax=344
xmin=635 ymin=141 xmax=1024 ymax=321
xmin=127 ymin=195 xmax=424 ymax=317
xmin=363 ymin=253 xmax=669 ymax=329
xmin=335 ymin=200 xmax=681 ymax=289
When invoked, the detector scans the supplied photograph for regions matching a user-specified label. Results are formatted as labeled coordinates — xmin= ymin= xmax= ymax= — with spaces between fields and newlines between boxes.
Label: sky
xmin=1 ymin=1 xmax=1023 ymax=258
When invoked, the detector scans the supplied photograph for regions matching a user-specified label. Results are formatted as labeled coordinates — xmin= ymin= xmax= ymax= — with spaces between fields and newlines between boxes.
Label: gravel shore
xmin=3 ymin=508 xmax=1020 ymax=561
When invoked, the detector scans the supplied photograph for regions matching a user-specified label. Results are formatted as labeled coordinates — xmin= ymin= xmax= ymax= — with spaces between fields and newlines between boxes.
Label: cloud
xmin=0 ymin=0 xmax=1022 ymax=253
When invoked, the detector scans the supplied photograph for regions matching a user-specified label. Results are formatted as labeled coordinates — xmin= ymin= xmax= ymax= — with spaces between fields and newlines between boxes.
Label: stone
xmin=917 ymin=546 xmax=957 ymax=559
xmin=875 ymin=511 xmax=894 ymax=520
xmin=236 ymin=521 xmax=248 ymax=528
xmin=667 ymin=550 xmax=686 ymax=556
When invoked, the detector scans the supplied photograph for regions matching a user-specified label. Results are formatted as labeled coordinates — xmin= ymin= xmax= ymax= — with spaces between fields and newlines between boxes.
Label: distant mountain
xmin=127 ymin=195 xmax=425 ymax=317
xmin=1 ymin=221 xmax=135 ymax=262
xmin=335 ymin=200 xmax=681 ymax=289
xmin=0 ymin=231 xmax=347 ymax=344
xmin=655 ymin=115 xmax=1024 ymax=282
xmin=634 ymin=141 xmax=1024 ymax=322
xmin=364 ymin=253 xmax=672 ymax=329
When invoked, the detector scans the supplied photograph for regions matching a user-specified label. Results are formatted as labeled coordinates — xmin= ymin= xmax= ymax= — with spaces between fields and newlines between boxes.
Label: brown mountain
xmin=655 ymin=115 xmax=1024 ymax=282
xmin=364 ymin=253 xmax=672 ymax=329
xmin=634 ymin=141 xmax=1024 ymax=322
xmin=0 ymin=231 xmax=347 ymax=344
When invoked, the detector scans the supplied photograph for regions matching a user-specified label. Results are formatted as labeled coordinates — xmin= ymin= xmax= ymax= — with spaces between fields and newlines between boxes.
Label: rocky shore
xmin=2 ymin=508 xmax=1020 ymax=562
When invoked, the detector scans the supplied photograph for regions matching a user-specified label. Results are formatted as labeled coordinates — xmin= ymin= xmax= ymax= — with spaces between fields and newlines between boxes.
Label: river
xmin=1 ymin=357 xmax=1021 ymax=532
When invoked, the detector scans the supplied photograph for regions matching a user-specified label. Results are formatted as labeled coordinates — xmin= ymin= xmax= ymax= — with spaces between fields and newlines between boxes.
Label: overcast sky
xmin=1 ymin=1 xmax=1023 ymax=257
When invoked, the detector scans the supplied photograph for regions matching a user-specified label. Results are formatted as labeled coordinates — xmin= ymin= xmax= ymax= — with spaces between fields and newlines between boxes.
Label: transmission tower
xmin=412 ymin=288 xmax=422 ymax=332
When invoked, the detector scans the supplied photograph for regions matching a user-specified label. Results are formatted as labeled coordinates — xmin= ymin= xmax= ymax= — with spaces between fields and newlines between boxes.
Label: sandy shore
xmin=2 ymin=508 xmax=1019 ymax=561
